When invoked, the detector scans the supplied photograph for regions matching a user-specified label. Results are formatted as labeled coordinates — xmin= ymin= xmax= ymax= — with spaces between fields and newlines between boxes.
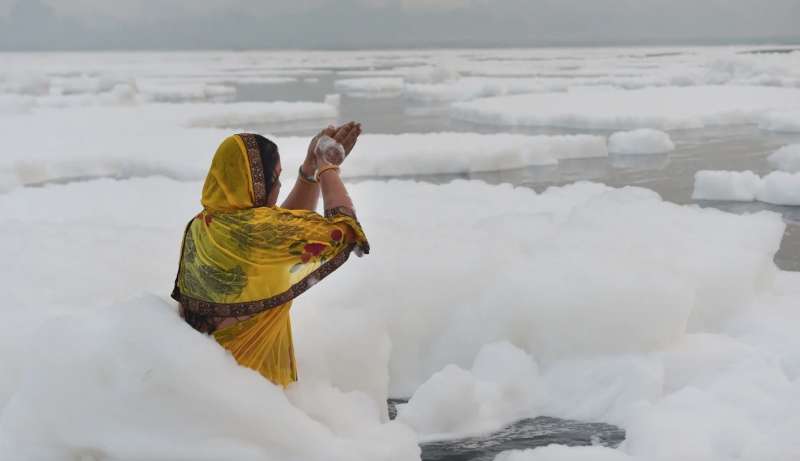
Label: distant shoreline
xmin=2 ymin=41 xmax=800 ymax=54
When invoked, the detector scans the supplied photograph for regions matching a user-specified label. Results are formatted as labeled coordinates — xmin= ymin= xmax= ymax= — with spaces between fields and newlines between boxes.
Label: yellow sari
xmin=172 ymin=134 xmax=368 ymax=386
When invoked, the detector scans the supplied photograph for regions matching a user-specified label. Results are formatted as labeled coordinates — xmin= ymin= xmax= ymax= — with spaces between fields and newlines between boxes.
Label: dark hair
xmin=253 ymin=135 xmax=280 ymax=194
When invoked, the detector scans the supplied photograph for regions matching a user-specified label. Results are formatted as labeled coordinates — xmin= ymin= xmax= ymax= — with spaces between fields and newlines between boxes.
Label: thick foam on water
xmin=759 ymin=111 xmax=800 ymax=133
xmin=0 ymin=109 xmax=607 ymax=189
xmin=608 ymin=129 xmax=675 ymax=155
xmin=3 ymin=47 xmax=800 ymax=460
xmin=334 ymin=78 xmax=405 ymax=97
xmin=768 ymin=144 xmax=800 ymax=173
xmin=693 ymin=170 xmax=800 ymax=205
xmin=451 ymin=86 xmax=800 ymax=130
xmin=1 ymin=177 xmax=796 ymax=460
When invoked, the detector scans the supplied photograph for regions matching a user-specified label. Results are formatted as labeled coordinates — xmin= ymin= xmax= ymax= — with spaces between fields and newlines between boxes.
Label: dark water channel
xmin=387 ymin=400 xmax=625 ymax=461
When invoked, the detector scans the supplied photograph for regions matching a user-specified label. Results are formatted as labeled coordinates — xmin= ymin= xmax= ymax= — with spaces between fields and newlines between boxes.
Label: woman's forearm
xmin=318 ymin=169 xmax=355 ymax=216
xmin=281 ymin=163 xmax=320 ymax=211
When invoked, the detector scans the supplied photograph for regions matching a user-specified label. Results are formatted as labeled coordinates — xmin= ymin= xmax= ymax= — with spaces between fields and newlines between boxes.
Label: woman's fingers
xmin=333 ymin=121 xmax=356 ymax=143
xmin=342 ymin=125 xmax=361 ymax=155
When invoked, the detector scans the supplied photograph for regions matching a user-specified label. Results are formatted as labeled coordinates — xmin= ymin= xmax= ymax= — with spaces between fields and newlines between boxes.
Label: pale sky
xmin=1 ymin=0 xmax=798 ymax=50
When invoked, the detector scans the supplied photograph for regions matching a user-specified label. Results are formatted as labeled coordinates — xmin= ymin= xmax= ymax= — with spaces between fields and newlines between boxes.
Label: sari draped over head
xmin=172 ymin=133 xmax=369 ymax=386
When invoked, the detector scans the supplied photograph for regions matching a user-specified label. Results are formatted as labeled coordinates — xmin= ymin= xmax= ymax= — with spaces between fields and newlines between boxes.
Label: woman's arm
xmin=282 ymin=123 xmax=360 ymax=211
xmin=319 ymin=168 xmax=355 ymax=217
xmin=280 ymin=161 xmax=320 ymax=211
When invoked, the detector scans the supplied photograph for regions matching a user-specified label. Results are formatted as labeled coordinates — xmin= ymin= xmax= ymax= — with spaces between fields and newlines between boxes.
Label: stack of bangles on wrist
xmin=316 ymin=165 xmax=340 ymax=180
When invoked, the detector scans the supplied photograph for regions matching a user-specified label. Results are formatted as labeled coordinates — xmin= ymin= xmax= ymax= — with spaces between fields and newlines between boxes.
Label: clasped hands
xmin=302 ymin=121 xmax=362 ymax=177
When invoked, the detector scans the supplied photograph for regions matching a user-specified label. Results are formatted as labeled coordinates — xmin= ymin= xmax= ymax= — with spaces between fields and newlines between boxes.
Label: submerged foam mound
xmin=768 ymin=144 xmax=800 ymax=173
xmin=693 ymin=170 xmax=800 ymax=206
xmin=0 ymin=177 xmax=796 ymax=461
xmin=451 ymin=86 xmax=800 ymax=130
xmin=608 ymin=129 xmax=675 ymax=155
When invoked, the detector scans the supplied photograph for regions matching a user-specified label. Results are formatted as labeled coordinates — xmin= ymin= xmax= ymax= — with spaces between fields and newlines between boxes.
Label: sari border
xmin=179 ymin=243 xmax=356 ymax=317
xmin=238 ymin=133 xmax=268 ymax=207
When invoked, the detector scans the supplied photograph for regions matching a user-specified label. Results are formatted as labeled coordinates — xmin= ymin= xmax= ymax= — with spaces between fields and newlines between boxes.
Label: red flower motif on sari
xmin=303 ymin=243 xmax=326 ymax=256
xmin=330 ymin=229 xmax=343 ymax=242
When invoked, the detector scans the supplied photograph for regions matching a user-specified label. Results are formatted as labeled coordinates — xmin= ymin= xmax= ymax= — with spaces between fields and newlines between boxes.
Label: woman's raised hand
xmin=304 ymin=125 xmax=337 ymax=175
xmin=334 ymin=121 xmax=362 ymax=158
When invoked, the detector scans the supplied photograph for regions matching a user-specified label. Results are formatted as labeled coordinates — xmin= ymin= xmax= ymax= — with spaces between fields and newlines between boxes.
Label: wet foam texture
xmin=2 ymin=177 xmax=797 ymax=461
xmin=693 ymin=169 xmax=800 ymax=205
xmin=451 ymin=86 xmax=800 ymax=130
xmin=608 ymin=129 xmax=675 ymax=155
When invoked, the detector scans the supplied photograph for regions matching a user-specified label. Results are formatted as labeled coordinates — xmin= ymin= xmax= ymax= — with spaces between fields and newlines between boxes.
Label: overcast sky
xmin=1 ymin=0 xmax=798 ymax=50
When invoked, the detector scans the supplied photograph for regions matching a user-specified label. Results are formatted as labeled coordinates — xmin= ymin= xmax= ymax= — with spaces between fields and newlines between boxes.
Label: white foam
xmin=188 ymin=101 xmax=339 ymax=128
xmin=692 ymin=170 xmax=762 ymax=202
xmin=768 ymin=144 xmax=800 ymax=173
xmin=693 ymin=169 xmax=800 ymax=206
xmin=0 ymin=95 xmax=33 ymax=114
xmin=758 ymin=171 xmax=800 ymax=206
xmin=608 ymin=129 xmax=675 ymax=155
xmin=135 ymin=80 xmax=237 ymax=102
xmin=334 ymin=78 xmax=405 ymax=97
xmin=396 ymin=342 xmax=542 ymax=440
xmin=759 ymin=110 xmax=800 ymax=133
xmin=0 ymin=109 xmax=605 ymax=188
xmin=278 ymin=133 xmax=607 ymax=177
xmin=0 ymin=177 xmax=794 ymax=461
xmin=0 ymin=295 xmax=419 ymax=461
xmin=452 ymin=86 xmax=800 ymax=130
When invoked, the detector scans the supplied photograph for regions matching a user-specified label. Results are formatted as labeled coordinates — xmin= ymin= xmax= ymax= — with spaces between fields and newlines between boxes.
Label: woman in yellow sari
xmin=172 ymin=122 xmax=368 ymax=386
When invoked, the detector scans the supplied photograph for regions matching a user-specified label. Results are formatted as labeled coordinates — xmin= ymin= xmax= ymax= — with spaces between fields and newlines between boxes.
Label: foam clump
xmin=451 ymin=86 xmax=800 ymax=130
xmin=768 ymin=144 xmax=800 ymax=172
xmin=188 ymin=100 xmax=339 ymax=128
xmin=0 ymin=95 xmax=34 ymax=114
xmin=693 ymin=170 xmax=800 ymax=205
xmin=0 ymin=116 xmax=605 ymax=190
xmin=397 ymin=342 xmax=542 ymax=439
xmin=0 ymin=177 xmax=796 ymax=461
xmin=0 ymin=295 xmax=419 ymax=461
xmin=334 ymin=78 xmax=405 ymax=97
xmin=608 ymin=129 xmax=675 ymax=155
xmin=692 ymin=170 xmax=762 ymax=202
xmin=758 ymin=171 xmax=800 ymax=206
xmin=277 ymin=133 xmax=608 ymax=177
xmin=759 ymin=110 xmax=800 ymax=133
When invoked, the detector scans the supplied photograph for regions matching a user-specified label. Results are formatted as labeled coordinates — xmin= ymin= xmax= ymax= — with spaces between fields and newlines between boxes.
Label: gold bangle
xmin=316 ymin=165 xmax=340 ymax=180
